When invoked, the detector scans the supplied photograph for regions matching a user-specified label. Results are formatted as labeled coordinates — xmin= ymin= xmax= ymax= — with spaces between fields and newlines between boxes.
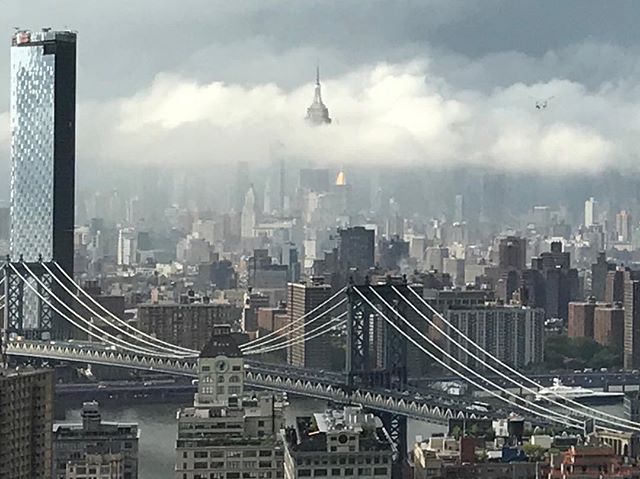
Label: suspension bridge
xmin=0 ymin=258 xmax=636 ymax=473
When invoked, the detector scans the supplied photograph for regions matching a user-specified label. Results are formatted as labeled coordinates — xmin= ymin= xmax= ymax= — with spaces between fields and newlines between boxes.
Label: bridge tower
xmin=346 ymin=277 xmax=420 ymax=479
xmin=2 ymin=258 xmax=57 ymax=342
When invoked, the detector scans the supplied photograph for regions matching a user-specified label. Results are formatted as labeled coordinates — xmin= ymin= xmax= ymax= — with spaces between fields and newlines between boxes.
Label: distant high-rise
xmin=498 ymin=236 xmax=527 ymax=271
xmin=305 ymin=66 xmax=331 ymax=125
xmin=241 ymin=185 xmax=257 ymax=239
xmin=10 ymin=29 xmax=77 ymax=274
xmin=338 ymin=227 xmax=375 ymax=274
xmin=585 ymin=197 xmax=598 ymax=227
xmin=287 ymin=278 xmax=333 ymax=369
xmin=616 ymin=210 xmax=632 ymax=242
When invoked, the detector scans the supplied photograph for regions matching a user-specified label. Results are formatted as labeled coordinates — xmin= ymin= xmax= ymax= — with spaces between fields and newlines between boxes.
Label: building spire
xmin=306 ymin=64 xmax=331 ymax=125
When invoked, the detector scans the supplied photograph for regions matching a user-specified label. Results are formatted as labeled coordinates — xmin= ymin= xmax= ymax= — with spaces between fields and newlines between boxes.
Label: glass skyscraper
xmin=10 ymin=29 xmax=76 ymax=275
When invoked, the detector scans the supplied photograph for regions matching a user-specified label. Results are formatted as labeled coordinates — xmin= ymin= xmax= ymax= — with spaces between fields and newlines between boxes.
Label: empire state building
xmin=305 ymin=66 xmax=331 ymax=125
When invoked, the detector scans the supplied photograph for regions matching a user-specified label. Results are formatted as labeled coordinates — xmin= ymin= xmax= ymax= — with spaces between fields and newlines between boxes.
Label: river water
xmin=61 ymin=398 xmax=449 ymax=479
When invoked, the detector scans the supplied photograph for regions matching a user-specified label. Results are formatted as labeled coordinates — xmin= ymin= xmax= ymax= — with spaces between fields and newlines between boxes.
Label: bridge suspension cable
xmin=14 ymin=263 xmax=189 ymax=358
xmin=42 ymin=262 xmax=196 ymax=357
xmin=51 ymin=262 xmax=197 ymax=355
xmin=355 ymin=288 xmax=583 ymax=430
xmin=240 ymin=290 xmax=346 ymax=351
xmin=243 ymin=312 xmax=347 ymax=355
xmin=400 ymin=286 xmax=640 ymax=431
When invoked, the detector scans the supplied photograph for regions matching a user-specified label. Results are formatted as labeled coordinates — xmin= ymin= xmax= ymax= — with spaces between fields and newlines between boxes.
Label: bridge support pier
xmin=346 ymin=280 xmax=413 ymax=479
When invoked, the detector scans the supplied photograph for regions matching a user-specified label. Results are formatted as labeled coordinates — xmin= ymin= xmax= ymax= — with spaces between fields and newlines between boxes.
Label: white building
xmin=117 ymin=227 xmax=137 ymax=266
xmin=175 ymin=333 xmax=285 ymax=479
xmin=241 ymin=186 xmax=257 ymax=239
xmin=585 ymin=197 xmax=598 ymax=227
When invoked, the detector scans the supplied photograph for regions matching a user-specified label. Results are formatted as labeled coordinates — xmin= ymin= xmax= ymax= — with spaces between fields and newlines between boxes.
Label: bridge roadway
xmin=7 ymin=339 xmax=565 ymax=427
xmin=413 ymin=370 xmax=640 ymax=391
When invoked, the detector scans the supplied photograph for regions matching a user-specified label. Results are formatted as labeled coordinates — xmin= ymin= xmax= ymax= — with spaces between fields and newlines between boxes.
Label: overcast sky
xmin=2 ymin=0 xmax=640 ymax=176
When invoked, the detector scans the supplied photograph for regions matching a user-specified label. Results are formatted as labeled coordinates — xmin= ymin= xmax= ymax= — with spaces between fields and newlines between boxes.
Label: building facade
xmin=10 ymin=29 xmax=76 ymax=274
xmin=443 ymin=305 xmax=545 ymax=369
xmin=0 ymin=367 xmax=54 ymax=479
xmin=287 ymin=279 xmax=334 ymax=369
xmin=281 ymin=406 xmax=393 ymax=479
xmin=137 ymin=302 xmax=241 ymax=351
xmin=53 ymin=401 xmax=139 ymax=479
xmin=175 ymin=333 xmax=285 ymax=479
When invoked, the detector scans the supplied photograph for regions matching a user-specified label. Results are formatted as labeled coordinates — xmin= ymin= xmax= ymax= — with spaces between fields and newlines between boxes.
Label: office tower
xmin=454 ymin=194 xmax=465 ymax=223
xmin=117 ymin=227 xmax=137 ymax=266
xmin=624 ymin=280 xmax=640 ymax=370
xmin=10 ymin=30 xmax=76 ymax=274
xmin=0 ymin=367 xmax=54 ymax=478
xmin=424 ymin=246 xmax=449 ymax=272
xmin=234 ymin=161 xmax=250 ymax=211
xmin=53 ymin=401 xmax=139 ymax=479
xmin=498 ymin=236 xmax=527 ymax=271
xmin=616 ymin=210 xmax=633 ymax=242
xmin=528 ymin=242 xmax=579 ymax=321
xmin=305 ymin=66 xmax=331 ymax=125
xmin=585 ymin=197 xmax=598 ymax=227
xmin=338 ymin=227 xmax=375 ymax=274
xmin=443 ymin=257 xmax=465 ymax=287
xmin=282 ymin=406 xmax=393 ymax=479
xmin=175 ymin=333 xmax=284 ymax=479
xmin=263 ymin=177 xmax=273 ymax=214
xmin=532 ymin=205 xmax=551 ymax=231
xmin=594 ymin=303 xmax=624 ymax=350
xmin=242 ymin=291 xmax=270 ymax=334
xmin=287 ymin=278 xmax=334 ymax=369
xmin=240 ymin=185 xmax=257 ymax=239
xmin=481 ymin=173 xmax=506 ymax=226
xmin=568 ymin=298 xmax=597 ymax=339
xmin=379 ymin=236 xmax=409 ymax=272
xmin=592 ymin=252 xmax=615 ymax=301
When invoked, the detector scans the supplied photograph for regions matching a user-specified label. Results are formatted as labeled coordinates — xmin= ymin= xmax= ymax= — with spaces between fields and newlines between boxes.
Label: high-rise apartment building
xmin=53 ymin=401 xmax=139 ymax=479
xmin=0 ymin=367 xmax=54 ymax=479
xmin=624 ymin=280 xmax=640 ymax=369
xmin=287 ymin=278 xmax=334 ymax=369
xmin=175 ymin=333 xmax=285 ymax=479
xmin=568 ymin=299 xmax=597 ymax=339
xmin=594 ymin=303 xmax=624 ymax=350
xmin=282 ymin=406 xmax=393 ymax=479
xmin=443 ymin=304 xmax=545 ymax=369
xmin=10 ymin=29 xmax=76 ymax=274
xmin=137 ymin=301 xmax=241 ymax=350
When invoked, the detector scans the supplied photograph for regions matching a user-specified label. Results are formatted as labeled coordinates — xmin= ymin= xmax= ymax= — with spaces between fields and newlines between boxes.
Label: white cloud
xmin=66 ymin=60 xmax=625 ymax=175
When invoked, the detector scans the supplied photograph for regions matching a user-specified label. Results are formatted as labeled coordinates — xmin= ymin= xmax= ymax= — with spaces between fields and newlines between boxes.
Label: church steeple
xmin=306 ymin=65 xmax=331 ymax=125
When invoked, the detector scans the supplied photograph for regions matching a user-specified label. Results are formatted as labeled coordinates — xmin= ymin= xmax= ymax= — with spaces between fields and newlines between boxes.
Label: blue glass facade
xmin=10 ymin=30 xmax=76 ymax=274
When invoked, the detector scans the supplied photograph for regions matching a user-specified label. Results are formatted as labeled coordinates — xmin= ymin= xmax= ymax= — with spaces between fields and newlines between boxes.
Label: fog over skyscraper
xmin=305 ymin=66 xmax=331 ymax=125
xmin=10 ymin=29 xmax=76 ymax=274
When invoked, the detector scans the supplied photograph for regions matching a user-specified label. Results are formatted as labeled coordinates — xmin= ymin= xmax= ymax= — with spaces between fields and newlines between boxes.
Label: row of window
xmin=298 ymin=467 xmax=388 ymax=477
xmin=295 ymin=456 xmax=389 ymax=466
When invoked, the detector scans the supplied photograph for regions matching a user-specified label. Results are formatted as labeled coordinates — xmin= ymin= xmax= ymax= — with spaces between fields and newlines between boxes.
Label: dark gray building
xmin=53 ymin=401 xmax=139 ymax=479
xmin=338 ymin=226 xmax=375 ymax=276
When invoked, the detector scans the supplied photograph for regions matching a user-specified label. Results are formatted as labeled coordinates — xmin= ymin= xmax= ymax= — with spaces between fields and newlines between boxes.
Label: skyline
xmin=0 ymin=2 xmax=640 ymax=183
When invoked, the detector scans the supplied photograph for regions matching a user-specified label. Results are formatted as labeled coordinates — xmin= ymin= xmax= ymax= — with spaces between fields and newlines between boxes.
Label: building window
xmin=314 ymin=470 xmax=327 ymax=477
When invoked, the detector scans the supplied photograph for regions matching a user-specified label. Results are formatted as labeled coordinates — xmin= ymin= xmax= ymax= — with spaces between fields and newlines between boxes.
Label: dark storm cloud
xmin=1 ymin=0 xmax=640 ymax=175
